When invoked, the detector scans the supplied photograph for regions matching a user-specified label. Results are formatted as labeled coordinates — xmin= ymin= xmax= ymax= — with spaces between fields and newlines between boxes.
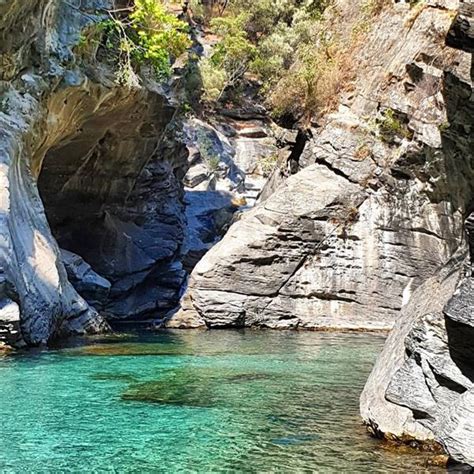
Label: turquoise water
xmin=0 ymin=330 xmax=441 ymax=473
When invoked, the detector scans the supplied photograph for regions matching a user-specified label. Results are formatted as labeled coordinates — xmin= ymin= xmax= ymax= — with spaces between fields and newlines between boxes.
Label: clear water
xmin=0 ymin=330 xmax=442 ymax=473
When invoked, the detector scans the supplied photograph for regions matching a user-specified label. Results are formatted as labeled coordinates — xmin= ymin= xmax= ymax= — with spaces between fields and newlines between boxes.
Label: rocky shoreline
xmin=0 ymin=0 xmax=473 ymax=467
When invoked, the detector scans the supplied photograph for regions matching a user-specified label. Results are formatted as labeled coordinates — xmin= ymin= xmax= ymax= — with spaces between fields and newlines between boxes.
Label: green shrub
xmin=200 ymin=57 xmax=227 ymax=102
xmin=438 ymin=121 xmax=450 ymax=133
xmin=196 ymin=129 xmax=222 ymax=174
xmin=197 ymin=0 xmax=329 ymax=105
xmin=259 ymin=153 xmax=279 ymax=177
xmin=82 ymin=0 xmax=191 ymax=86
xmin=130 ymin=0 xmax=191 ymax=78
xmin=200 ymin=14 xmax=256 ymax=102
xmin=206 ymin=155 xmax=221 ymax=173
xmin=190 ymin=0 xmax=366 ymax=119
xmin=269 ymin=36 xmax=353 ymax=121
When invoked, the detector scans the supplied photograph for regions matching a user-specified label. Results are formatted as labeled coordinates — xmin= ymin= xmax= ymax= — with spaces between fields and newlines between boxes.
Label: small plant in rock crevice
xmin=205 ymin=155 xmax=221 ymax=173
xmin=351 ymin=0 xmax=389 ymax=40
xmin=195 ymin=129 xmax=224 ymax=175
xmin=378 ymin=108 xmax=413 ymax=143
xmin=0 ymin=96 xmax=9 ymax=114
xmin=259 ymin=153 xmax=279 ymax=177
xmin=404 ymin=0 xmax=427 ymax=29
xmin=438 ymin=121 xmax=450 ymax=133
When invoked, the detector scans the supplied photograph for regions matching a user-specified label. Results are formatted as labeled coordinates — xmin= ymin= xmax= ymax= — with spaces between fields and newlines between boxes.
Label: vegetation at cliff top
xmin=190 ymin=0 xmax=361 ymax=123
xmin=81 ymin=0 xmax=191 ymax=86
xmin=81 ymin=0 xmax=390 ymax=121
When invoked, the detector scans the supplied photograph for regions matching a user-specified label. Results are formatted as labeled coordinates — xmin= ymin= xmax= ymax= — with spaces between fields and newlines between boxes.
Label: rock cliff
xmin=0 ymin=0 xmax=286 ymax=346
xmin=0 ymin=0 xmax=195 ymax=345
xmin=361 ymin=1 xmax=474 ymax=466
xmin=170 ymin=0 xmax=473 ymax=331
xmin=1 ymin=0 xmax=474 ymax=467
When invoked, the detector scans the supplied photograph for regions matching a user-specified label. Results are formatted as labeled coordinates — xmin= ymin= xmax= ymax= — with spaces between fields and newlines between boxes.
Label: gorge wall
xmin=1 ymin=0 xmax=471 ymax=340
xmin=0 ymin=0 xmax=193 ymax=345
xmin=0 ymin=0 xmax=286 ymax=346
xmin=361 ymin=2 xmax=474 ymax=466
xmin=170 ymin=0 xmax=474 ymax=331
xmin=1 ymin=0 xmax=474 ymax=467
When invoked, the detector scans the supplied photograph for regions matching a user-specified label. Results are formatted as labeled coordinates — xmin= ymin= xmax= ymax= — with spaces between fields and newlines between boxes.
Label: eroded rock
xmin=360 ymin=1 xmax=474 ymax=466
xmin=0 ymin=298 xmax=22 ymax=348
xmin=61 ymin=249 xmax=111 ymax=309
xmin=172 ymin=0 xmax=471 ymax=331
xmin=180 ymin=114 xmax=290 ymax=272
xmin=0 ymin=0 xmax=189 ymax=343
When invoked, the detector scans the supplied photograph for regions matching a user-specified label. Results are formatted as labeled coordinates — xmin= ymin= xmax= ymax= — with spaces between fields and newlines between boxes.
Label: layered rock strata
xmin=0 ymin=0 xmax=190 ymax=344
xmin=181 ymin=115 xmax=293 ymax=270
xmin=361 ymin=1 xmax=474 ymax=466
xmin=0 ymin=0 xmax=287 ymax=344
xmin=170 ymin=0 xmax=473 ymax=330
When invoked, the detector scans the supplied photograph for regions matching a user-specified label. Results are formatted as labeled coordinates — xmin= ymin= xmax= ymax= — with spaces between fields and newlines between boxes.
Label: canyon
xmin=0 ymin=0 xmax=473 ymax=468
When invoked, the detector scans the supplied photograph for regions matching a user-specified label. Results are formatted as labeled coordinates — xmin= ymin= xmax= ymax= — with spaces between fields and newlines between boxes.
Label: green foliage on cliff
xmin=192 ymin=0 xmax=389 ymax=123
xmin=82 ymin=0 xmax=191 ymax=86
xmin=378 ymin=108 xmax=413 ymax=143
xmin=195 ymin=0 xmax=335 ymax=119
xmin=130 ymin=0 xmax=191 ymax=77
xmin=201 ymin=14 xmax=256 ymax=101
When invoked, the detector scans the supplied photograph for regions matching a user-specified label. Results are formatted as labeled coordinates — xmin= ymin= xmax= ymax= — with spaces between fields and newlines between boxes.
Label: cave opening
xmin=37 ymin=92 xmax=189 ymax=324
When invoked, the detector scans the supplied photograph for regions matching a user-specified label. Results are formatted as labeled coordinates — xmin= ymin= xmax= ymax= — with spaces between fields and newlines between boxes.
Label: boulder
xmin=61 ymin=249 xmax=111 ymax=309
xmin=0 ymin=298 xmax=22 ymax=347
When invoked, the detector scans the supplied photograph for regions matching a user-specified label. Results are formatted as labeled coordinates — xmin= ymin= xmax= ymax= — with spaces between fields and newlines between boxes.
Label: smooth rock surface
xmin=61 ymin=250 xmax=111 ymax=309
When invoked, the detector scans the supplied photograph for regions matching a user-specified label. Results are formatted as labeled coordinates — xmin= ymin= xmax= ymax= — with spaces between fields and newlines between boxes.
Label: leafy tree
xmin=200 ymin=14 xmax=256 ymax=101
xmin=130 ymin=0 xmax=191 ymax=78
xmin=197 ymin=0 xmax=330 ymax=109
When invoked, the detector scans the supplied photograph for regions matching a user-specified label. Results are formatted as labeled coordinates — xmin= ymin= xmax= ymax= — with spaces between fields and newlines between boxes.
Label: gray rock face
xmin=0 ymin=0 xmax=191 ymax=343
xmin=360 ymin=253 xmax=474 ymax=465
xmin=360 ymin=252 xmax=468 ymax=442
xmin=0 ymin=0 xmax=291 ymax=343
xmin=0 ymin=0 xmax=115 ymax=345
xmin=171 ymin=1 xmax=472 ymax=331
xmin=60 ymin=250 xmax=111 ymax=309
xmin=39 ymin=109 xmax=189 ymax=322
xmin=360 ymin=1 xmax=474 ymax=466
xmin=180 ymin=115 xmax=291 ymax=271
